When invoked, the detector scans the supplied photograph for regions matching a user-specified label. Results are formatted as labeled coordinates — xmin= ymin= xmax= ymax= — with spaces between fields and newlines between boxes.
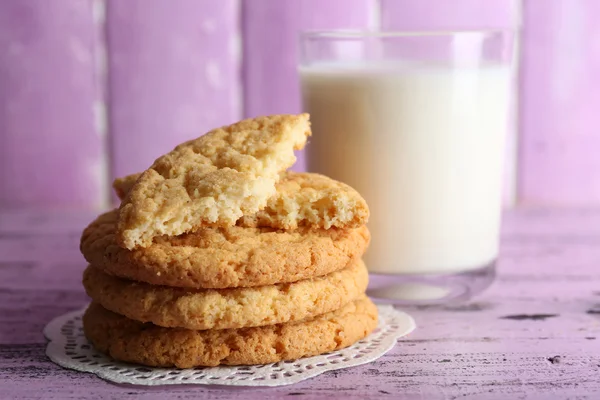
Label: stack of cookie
xmin=80 ymin=114 xmax=377 ymax=368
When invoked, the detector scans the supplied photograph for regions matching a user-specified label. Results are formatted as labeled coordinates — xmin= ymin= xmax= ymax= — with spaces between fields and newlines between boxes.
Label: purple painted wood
xmin=0 ymin=0 xmax=106 ymax=208
xmin=379 ymin=0 xmax=519 ymax=207
xmin=2 ymin=208 xmax=600 ymax=398
xmin=242 ymin=0 xmax=373 ymax=171
xmin=519 ymin=0 xmax=600 ymax=206
xmin=379 ymin=0 xmax=515 ymax=30
xmin=106 ymin=0 xmax=240 ymax=180
xmin=92 ymin=0 xmax=108 ymax=158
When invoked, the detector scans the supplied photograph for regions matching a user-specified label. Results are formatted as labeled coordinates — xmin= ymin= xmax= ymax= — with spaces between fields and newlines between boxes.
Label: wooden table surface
xmin=1 ymin=208 xmax=599 ymax=399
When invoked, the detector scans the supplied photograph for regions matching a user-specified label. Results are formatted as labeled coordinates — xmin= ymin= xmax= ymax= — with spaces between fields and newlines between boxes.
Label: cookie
xmin=238 ymin=172 xmax=369 ymax=230
xmin=112 ymin=174 xmax=136 ymax=200
xmin=117 ymin=114 xmax=311 ymax=249
xmin=114 ymin=172 xmax=369 ymax=230
xmin=83 ymin=259 xmax=368 ymax=330
xmin=81 ymin=210 xmax=370 ymax=289
xmin=83 ymin=296 xmax=378 ymax=367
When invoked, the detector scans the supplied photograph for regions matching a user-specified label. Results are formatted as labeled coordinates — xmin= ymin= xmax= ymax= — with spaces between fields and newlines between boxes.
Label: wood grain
xmin=1 ymin=208 xmax=600 ymax=398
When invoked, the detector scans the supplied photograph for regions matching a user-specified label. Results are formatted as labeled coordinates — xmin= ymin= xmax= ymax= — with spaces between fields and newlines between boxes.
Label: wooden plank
xmin=92 ymin=0 xmax=109 ymax=205
xmin=0 ymin=0 xmax=106 ymax=208
xmin=380 ymin=0 xmax=520 ymax=207
xmin=242 ymin=0 xmax=374 ymax=171
xmin=2 ymin=208 xmax=600 ymax=398
xmin=105 ymin=0 xmax=241 ymax=181
xmin=518 ymin=0 xmax=600 ymax=206
xmin=379 ymin=0 xmax=515 ymax=30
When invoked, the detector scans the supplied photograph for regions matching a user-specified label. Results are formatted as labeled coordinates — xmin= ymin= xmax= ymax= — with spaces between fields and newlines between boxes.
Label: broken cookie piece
xmin=116 ymin=114 xmax=311 ymax=249
xmin=114 ymin=171 xmax=369 ymax=231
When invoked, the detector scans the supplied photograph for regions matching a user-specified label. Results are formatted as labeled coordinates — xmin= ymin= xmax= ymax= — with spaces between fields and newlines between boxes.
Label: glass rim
xmin=300 ymin=29 xmax=514 ymax=40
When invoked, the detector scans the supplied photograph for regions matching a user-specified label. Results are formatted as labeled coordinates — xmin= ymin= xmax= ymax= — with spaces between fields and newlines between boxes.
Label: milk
xmin=301 ymin=64 xmax=510 ymax=274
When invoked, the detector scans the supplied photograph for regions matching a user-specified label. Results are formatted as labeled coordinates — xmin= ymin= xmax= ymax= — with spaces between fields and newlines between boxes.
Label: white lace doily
xmin=44 ymin=304 xmax=415 ymax=387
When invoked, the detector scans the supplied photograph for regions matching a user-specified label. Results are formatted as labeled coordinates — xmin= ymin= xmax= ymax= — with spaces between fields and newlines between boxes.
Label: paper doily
xmin=44 ymin=304 xmax=415 ymax=387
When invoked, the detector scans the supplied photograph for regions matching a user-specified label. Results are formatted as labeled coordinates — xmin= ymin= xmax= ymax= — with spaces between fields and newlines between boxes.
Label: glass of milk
xmin=299 ymin=30 xmax=514 ymax=305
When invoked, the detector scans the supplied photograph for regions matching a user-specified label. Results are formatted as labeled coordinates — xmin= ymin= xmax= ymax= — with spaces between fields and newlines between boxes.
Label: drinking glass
xmin=299 ymin=30 xmax=515 ymax=305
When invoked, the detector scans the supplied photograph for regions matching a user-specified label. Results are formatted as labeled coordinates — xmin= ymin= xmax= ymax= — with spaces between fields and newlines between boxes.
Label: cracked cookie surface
xmin=114 ymin=171 xmax=369 ymax=230
xmin=83 ymin=260 xmax=368 ymax=330
xmin=117 ymin=114 xmax=311 ymax=249
xmin=82 ymin=296 xmax=378 ymax=367
xmin=81 ymin=210 xmax=370 ymax=289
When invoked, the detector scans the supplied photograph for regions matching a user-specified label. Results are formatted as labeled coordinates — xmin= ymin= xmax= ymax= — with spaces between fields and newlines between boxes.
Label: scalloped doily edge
xmin=44 ymin=304 xmax=415 ymax=387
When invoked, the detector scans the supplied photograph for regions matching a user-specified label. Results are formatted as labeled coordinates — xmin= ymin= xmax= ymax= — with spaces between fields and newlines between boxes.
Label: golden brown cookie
xmin=83 ymin=260 xmax=368 ymax=330
xmin=83 ymin=296 xmax=378 ymax=367
xmin=117 ymin=114 xmax=311 ymax=249
xmin=81 ymin=210 xmax=370 ymax=289
xmin=238 ymin=172 xmax=369 ymax=230
xmin=114 ymin=171 xmax=369 ymax=230
xmin=112 ymin=174 xmax=137 ymax=200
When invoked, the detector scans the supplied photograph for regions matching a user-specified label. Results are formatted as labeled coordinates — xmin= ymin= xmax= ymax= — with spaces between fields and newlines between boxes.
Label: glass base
xmin=367 ymin=260 xmax=496 ymax=306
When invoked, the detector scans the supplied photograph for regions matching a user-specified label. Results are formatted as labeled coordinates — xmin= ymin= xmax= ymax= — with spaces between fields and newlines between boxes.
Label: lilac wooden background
xmin=0 ymin=0 xmax=598 ymax=209
xmin=0 ymin=0 xmax=106 ymax=208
